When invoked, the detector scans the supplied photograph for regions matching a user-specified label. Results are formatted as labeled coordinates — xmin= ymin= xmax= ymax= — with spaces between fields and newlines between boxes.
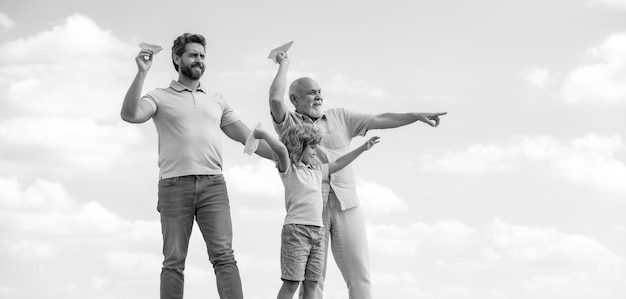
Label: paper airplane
xmin=139 ymin=42 xmax=163 ymax=54
xmin=268 ymin=41 xmax=293 ymax=63
xmin=243 ymin=123 xmax=262 ymax=155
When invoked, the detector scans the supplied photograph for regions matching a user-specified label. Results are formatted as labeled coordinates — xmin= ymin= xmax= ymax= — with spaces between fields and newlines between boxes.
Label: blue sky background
xmin=1 ymin=0 xmax=625 ymax=298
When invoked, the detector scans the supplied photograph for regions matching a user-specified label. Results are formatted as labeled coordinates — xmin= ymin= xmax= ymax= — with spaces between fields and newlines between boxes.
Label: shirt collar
xmin=294 ymin=161 xmax=314 ymax=169
xmin=169 ymin=80 xmax=207 ymax=93
xmin=294 ymin=110 xmax=326 ymax=123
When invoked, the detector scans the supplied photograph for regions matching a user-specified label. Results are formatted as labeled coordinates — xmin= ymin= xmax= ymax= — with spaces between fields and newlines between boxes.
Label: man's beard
xmin=180 ymin=62 xmax=205 ymax=79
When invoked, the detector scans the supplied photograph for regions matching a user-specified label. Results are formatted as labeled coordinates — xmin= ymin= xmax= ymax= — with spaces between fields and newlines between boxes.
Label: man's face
xmin=292 ymin=79 xmax=324 ymax=119
xmin=176 ymin=43 xmax=205 ymax=80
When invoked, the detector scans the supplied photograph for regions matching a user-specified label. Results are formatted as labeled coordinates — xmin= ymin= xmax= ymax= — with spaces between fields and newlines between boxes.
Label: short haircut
xmin=280 ymin=125 xmax=322 ymax=164
xmin=171 ymin=33 xmax=206 ymax=71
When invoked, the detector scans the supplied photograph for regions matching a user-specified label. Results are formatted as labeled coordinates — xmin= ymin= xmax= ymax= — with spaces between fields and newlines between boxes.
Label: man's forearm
xmin=121 ymin=71 xmax=148 ymax=122
xmin=368 ymin=112 xmax=421 ymax=130
xmin=254 ymin=140 xmax=278 ymax=161
xmin=269 ymin=63 xmax=289 ymax=122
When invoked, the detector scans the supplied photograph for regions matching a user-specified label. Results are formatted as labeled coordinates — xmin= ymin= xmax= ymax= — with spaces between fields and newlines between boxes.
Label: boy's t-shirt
xmin=279 ymin=162 xmax=329 ymax=227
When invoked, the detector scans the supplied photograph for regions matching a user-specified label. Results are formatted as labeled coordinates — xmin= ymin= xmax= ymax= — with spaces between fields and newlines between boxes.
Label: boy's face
xmin=300 ymin=143 xmax=317 ymax=165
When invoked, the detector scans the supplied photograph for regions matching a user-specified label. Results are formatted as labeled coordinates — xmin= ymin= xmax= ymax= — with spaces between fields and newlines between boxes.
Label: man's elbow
xmin=120 ymin=111 xmax=145 ymax=124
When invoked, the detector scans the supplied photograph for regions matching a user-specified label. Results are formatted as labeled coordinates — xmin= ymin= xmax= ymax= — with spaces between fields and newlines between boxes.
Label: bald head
xmin=289 ymin=77 xmax=317 ymax=99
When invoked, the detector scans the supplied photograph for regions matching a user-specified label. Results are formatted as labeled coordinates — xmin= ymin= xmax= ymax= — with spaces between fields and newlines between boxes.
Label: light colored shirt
xmin=274 ymin=108 xmax=374 ymax=210
xmin=143 ymin=80 xmax=239 ymax=179
xmin=279 ymin=163 xmax=329 ymax=227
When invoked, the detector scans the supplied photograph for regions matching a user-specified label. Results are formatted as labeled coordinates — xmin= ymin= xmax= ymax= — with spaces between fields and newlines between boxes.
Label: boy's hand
xmin=364 ymin=136 xmax=380 ymax=150
xmin=252 ymin=123 xmax=265 ymax=139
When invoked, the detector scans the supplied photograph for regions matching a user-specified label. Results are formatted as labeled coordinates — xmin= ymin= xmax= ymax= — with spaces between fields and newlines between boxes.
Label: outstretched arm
xmin=222 ymin=121 xmax=275 ymax=160
xmin=329 ymin=136 xmax=380 ymax=174
xmin=252 ymin=127 xmax=290 ymax=172
xmin=269 ymin=52 xmax=290 ymax=124
xmin=367 ymin=112 xmax=447 ymax=130
xmin=121 ymin=49 xmax=156 ymax=123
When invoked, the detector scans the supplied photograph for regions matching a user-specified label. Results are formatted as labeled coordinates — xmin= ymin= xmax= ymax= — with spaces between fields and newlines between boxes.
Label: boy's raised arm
xmin=253 ymin=127 xmax=290 ymax=172
xmin=269 ymin=52 xmax=290 ymax=124
xmin=329 ymin=136 xmax=380 ymax=174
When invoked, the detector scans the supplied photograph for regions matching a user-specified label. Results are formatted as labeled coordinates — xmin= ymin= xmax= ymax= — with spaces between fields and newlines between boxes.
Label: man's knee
xmin=209 ymin=248 xmax=237 ymax=267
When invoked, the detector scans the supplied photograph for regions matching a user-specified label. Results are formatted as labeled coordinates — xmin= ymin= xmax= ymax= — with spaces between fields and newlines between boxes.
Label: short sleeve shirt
xmin=143 ymin=80 xmax=239 ymax=179
xmin=279 ymin=163 xmax=329 ymax=227
xmin=274 ymin=108 xmax=374 ymax=210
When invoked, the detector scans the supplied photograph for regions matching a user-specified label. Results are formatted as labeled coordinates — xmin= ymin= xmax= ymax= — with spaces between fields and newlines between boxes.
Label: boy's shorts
xmin=280 ymin=224 xmax=326 ymax=282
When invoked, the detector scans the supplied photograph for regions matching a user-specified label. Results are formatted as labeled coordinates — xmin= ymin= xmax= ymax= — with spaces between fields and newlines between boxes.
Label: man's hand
xmin=135 ymin=49 xmax=154 ymax=72
xmin=417 ymin=112 xmax=447 ymax=127
xmin=275 ymin=51 xmax=289 ymax=66
xmin=364 ymin=136 xmax=381 ymax=150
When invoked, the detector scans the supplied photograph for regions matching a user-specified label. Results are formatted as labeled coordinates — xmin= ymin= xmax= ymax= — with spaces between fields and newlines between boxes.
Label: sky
xmin=1 ymin=0 xmax=625 ymax=298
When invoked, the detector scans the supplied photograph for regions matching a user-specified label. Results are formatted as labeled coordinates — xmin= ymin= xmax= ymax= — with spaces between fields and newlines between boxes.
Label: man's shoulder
xmin=325 ymin=107 xmax=351 ymax=116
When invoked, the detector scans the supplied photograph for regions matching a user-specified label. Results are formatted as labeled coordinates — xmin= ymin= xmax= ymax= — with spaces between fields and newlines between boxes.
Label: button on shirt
xmin=142 ymin=80 xmax=239 ymax=179
xmin=274 ymin=108 xmax=374 ymax=210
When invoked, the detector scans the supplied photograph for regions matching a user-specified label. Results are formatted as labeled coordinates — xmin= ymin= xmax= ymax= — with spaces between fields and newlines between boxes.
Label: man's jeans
xmin=302 ymin=190 xmax=372 ymax=299
xmin=157 ymin=174 xmax=243 ymax=299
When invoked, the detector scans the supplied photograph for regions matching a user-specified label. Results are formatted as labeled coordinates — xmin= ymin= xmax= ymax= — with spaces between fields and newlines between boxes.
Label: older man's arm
xmin=367 ymin=112 xmax=447 ymax=130
xmin=222 ymin=120 xmax=275 ymax=160
xmin=269 ymin=51 xmax=290 ymax=124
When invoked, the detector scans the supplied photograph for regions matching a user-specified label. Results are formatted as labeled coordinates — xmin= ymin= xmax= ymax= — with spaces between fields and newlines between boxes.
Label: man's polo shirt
xmin=274 ymin=108 xmax=374 ymax=210
xmin=142 ymin=80 xmax=239 ymax=179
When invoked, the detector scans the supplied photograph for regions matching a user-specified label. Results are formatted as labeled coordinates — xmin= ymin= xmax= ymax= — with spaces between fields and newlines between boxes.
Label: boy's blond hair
xmin=280 ymin=125 xmax=322 ymax=164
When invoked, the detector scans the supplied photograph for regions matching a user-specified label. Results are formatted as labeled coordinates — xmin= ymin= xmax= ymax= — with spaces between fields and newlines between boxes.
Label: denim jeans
xmin=157 ymin=174 xmax=243 ymax=299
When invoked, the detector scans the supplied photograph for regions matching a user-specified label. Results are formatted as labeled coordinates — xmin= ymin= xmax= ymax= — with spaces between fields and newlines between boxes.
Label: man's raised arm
xmin=121 ymin=49 xmax=156 ymax=123
xmin=268 ymin=51 xmax=290 ymax=124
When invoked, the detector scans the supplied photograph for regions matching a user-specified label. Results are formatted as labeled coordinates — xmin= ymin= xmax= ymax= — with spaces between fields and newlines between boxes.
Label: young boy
xmin=252 ymin=124 xmax=379 ymax=299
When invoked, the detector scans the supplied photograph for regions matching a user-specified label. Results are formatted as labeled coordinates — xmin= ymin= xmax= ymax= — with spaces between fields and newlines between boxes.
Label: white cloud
xmin=0 ymin=117 xmax=144 ymax=174
xmin=589 ymin=0 xmax=626 ymax=10
xmin=357 ymin=180 xmax=408 ymax=214
xmin=523 ymin=271 xmax=625 ymax=299
xmin=368 ymin=218 xmax=625 ymax=298
xmin=0 ymin=14 xmax=127 ymax=64
xmin=0 ymin=11 xmax=15 ymax=31
xmin=561 ymin=32 xmax=626 ymax=106
xmin=368 ymin=220 xmax=475 ymax=256
xmin=104 ymin=250 xmax=161 ymax=277
xmin=0 ymin=178 xmax=73 ymax=211
xmin=224 ymin=160 xmax=284 ymax=199
xmin=422 ymin=134 xmax=626 ymax=199
xmin=0 ymin=177 xmax=159 ymax=242
xmin=523 ymin=68 xmax=551 ymax=87
xmin=0 ymin=14 xmax=137 ymax=121
xmin=3 ymin=240 xmax=56 ymax=259
xmin=487 ymin=218 xmax=623 ymax=266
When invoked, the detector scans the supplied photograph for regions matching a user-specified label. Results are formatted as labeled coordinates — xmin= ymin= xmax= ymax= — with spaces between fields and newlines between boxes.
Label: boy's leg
xmin=195 ymin=175 xmax=243 ymax=299
xmin=300 ymin=197 xmax=332 ymax=299
xmin=157 ymin=177 xmax=196 ymax=299
xmin=278 ymin=281 xmax=300 ymax=299
xmin=328 ymin=192 xmax=372 ymax=299
xmin=302 ymin=281 xmax=319 ymax=299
